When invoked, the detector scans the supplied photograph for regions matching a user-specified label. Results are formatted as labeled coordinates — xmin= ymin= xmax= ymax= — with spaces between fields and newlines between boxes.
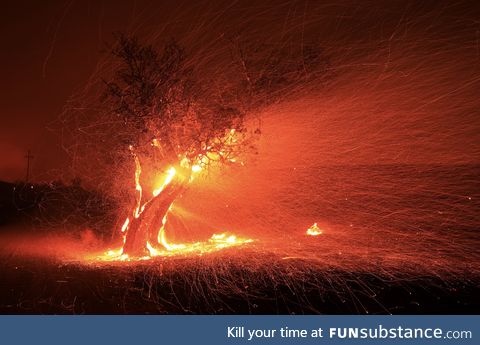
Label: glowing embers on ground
xmin=100 ymin=232 xmax=254 ymax=261
xmin=147 ymin=232 xmax=253 ymax=257
xmin=306 ymin=222 xmax=323 ymax=236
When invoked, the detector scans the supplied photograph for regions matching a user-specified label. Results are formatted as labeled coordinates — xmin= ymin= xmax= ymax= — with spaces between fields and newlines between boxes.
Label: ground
xmin=0 ymin=243 xmax=478 ymax=314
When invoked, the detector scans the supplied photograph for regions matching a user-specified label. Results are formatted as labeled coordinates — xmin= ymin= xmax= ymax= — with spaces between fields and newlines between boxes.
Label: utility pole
xmin=24 ymin=150 xmax=34 ymax=183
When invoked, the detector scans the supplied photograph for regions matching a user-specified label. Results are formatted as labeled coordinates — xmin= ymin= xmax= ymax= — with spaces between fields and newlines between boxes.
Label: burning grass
xmin=0 ymin=218 xmax=478 ymax=314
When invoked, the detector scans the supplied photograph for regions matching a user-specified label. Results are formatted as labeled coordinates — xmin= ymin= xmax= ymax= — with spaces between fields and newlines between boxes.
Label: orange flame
xmin=133 ymin=154 xmax=142 ymax=218
xmin=306 ymin=223 xmax=323 ymax=236
xmin=153 ymin=167 xmax=176 ymax=197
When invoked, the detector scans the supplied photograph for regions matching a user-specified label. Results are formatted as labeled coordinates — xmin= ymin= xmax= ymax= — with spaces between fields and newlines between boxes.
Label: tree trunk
xmin=122 ymin=169 xmax=190 ymax=256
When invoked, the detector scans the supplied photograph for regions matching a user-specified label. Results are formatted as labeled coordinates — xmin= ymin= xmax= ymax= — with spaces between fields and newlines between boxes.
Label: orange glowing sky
xmin=1 ymin=0 xmax=479 ymax=182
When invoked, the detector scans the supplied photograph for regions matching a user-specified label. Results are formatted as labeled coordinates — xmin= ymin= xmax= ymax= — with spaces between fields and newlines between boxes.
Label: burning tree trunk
xmin=121 ymin=163 xmax=191 ymax=256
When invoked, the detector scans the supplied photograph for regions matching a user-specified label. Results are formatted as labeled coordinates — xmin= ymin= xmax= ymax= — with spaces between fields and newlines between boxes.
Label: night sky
xmin=1 ymin=0 xmax=479 ymax=182
xmin=0 ymin=1 xmax=142 ymax=181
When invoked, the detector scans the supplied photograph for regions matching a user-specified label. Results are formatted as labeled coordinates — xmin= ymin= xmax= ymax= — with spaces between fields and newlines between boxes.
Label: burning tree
xmin=98 ymin=34 xmax=326 ymax=257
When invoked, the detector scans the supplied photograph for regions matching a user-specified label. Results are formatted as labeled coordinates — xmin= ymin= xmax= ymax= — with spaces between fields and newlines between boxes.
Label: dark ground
xmin=0 ymin=252 xmax=478 ymax=315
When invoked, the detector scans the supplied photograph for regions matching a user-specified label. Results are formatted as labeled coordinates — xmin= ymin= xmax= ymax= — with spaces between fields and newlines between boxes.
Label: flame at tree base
xmin=96 ymin=232 xmax=254 ymax=262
